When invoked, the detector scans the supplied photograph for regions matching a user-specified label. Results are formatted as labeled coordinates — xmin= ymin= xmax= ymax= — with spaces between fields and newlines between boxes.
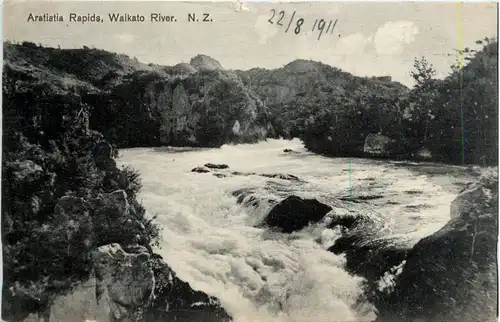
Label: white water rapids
xmin=118 ymin=138 xmax=467 ymax=322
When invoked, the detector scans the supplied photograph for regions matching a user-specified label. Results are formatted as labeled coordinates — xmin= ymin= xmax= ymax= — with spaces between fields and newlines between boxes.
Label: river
xmin=118 ymin=138 xmax=473 ymax=322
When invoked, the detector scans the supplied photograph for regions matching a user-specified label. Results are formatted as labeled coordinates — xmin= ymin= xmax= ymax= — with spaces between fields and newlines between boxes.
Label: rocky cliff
xmin=3 ymin=42 xmax=272 ymax=149
xmin=101 ymin=68 xmax=272 ymax=147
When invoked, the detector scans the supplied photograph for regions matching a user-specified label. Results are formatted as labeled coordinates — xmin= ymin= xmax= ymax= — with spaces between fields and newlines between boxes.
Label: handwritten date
xmin=268 ymin=9 xmax=338 ymax=40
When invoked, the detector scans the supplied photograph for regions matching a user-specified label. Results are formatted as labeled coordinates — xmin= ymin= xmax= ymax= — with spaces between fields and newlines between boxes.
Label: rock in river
xmin=204 ymin=163 xmax=229 ymax=169
xmin=261 ymin=196 xmax=332 ymax=233
xmin=192 ymin=166 xmax=211 ymax=173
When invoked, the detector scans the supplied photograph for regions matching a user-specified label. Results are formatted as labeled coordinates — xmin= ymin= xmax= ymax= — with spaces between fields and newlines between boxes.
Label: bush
xmin=2 ymin=84 xmax=161 ymax=319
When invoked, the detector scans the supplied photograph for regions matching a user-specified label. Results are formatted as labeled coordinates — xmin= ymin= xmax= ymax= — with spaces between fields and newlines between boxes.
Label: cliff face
xmin=4 ymin=42 xmax=272 ymax=148
xmin=133 ymin=69 xmax=272 ymax=147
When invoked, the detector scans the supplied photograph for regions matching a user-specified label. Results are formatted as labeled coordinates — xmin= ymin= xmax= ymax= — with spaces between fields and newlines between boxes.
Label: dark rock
xmin=231 ymin=171 xmax=256 ymax=176
xmin=376 ymin=169 xmax=498 ymax=322
xmin=192 ymin=166 xmax=211 ymax=173
xmin=328 ymin=232 xmax=411 ymax=287
xmin=262 ymin=196 xmax=332 ymax=233
xmin=205 ymin=163 xmax=229 ymax=169
xmin=338 ymin=195 xmax=384 ymax=203
xmin=259 ymin=173 xmax=301 ymax=181
xmin=144 ymin=257 xmax=232 ymax=322
xmin=283 ymin=149 xmax=294 ymax=153
xmin=232 ymin=188 xmax=256 ymax=204
xmin=326 ymin=212 xmax=376 ymax=231
xmin=213 ymin=173 xmax=228 ymax=178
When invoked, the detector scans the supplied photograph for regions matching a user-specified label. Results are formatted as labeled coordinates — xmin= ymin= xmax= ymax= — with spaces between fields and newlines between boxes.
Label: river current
xmin=119 ymin=138 xmax=466 ymax=322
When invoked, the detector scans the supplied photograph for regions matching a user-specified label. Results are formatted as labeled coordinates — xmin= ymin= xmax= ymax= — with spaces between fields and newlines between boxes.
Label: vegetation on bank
xmin=238 ymin=38 xmax=497 ymax=165
xmin=307 ymin=38 xmax=498 ymax=165
xmin=1 ymin=74 xmax=161 ymax=319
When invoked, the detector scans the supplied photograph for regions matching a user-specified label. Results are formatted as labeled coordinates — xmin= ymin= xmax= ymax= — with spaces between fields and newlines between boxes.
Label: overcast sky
xmin=3 ymin=1 xmax=498 ymax=86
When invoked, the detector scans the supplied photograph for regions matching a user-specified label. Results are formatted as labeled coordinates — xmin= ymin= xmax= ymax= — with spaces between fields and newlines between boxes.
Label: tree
xmin=408 ymin=57 xmax=439 ymax=144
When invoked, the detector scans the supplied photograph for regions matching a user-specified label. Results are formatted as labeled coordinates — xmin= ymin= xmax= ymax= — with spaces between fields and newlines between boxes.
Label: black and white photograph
xmin=1 ymin=1 xmax=498 ymax=322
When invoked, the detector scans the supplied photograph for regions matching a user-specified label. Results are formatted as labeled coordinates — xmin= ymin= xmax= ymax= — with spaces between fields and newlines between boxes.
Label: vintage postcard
xmin=1 ymin=1 xmax=498 ymax=322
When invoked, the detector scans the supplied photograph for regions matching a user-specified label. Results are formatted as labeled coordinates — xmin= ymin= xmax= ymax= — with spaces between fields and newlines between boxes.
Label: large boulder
xmin=376 ymin=169 xmax=498 ymax=322
xmin=261 ymin=196 xmax=332 ymax=233
xmin=92 ymin=243 xmax=155 ymax=322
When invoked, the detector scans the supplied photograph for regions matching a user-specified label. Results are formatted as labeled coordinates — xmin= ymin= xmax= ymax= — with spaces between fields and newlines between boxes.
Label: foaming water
xmin=118 ymin=138 xmax=464 ymax=322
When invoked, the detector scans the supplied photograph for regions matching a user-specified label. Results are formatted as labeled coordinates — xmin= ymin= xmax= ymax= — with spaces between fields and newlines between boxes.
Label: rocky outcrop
xmin=92 ymin=244 xmax=155 ymax=321
xmin=48 ymin=276 xmax=97 ymax=322
xmin=4 ymin=43 xmax=272 ymax=149
xmin=324 ymin=205 xmax=414 ymax=292
xmin=329 ymin=232 xmax=412 ymax=289
xmin=237 ymin=60 xmax=410 ymax=153
xmin=363 ymin=134 xmax=393 ymax=157
xmin=9 ymin=244 xmax=231 ymax=322
xmin=375 ymin=169 xmax=498 ymax=322
xmin=261 ymin=196 xmax=332 ymax=233
xmin=190 ymin=54 xmax=224 ymax=71
xmin=129 ymin=69 xmax=272 ymax=147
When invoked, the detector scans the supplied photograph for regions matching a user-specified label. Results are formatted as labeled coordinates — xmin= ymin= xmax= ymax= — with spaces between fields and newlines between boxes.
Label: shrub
xmin=2 ymin=86 xmax=161 ymax=319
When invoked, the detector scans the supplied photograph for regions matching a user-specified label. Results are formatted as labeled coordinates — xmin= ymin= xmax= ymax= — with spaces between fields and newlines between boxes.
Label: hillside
xmin=3 ymin=42 xmax=272 ymax=148
xmin=236 ymin=60 xmax=410 ymax=156
xmin=3 ymin=40 xmax=497 ymax=164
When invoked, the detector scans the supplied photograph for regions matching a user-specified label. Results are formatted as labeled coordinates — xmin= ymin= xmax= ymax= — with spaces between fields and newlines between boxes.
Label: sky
xmin=3 ymin=1 xmax=498 ymax=86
